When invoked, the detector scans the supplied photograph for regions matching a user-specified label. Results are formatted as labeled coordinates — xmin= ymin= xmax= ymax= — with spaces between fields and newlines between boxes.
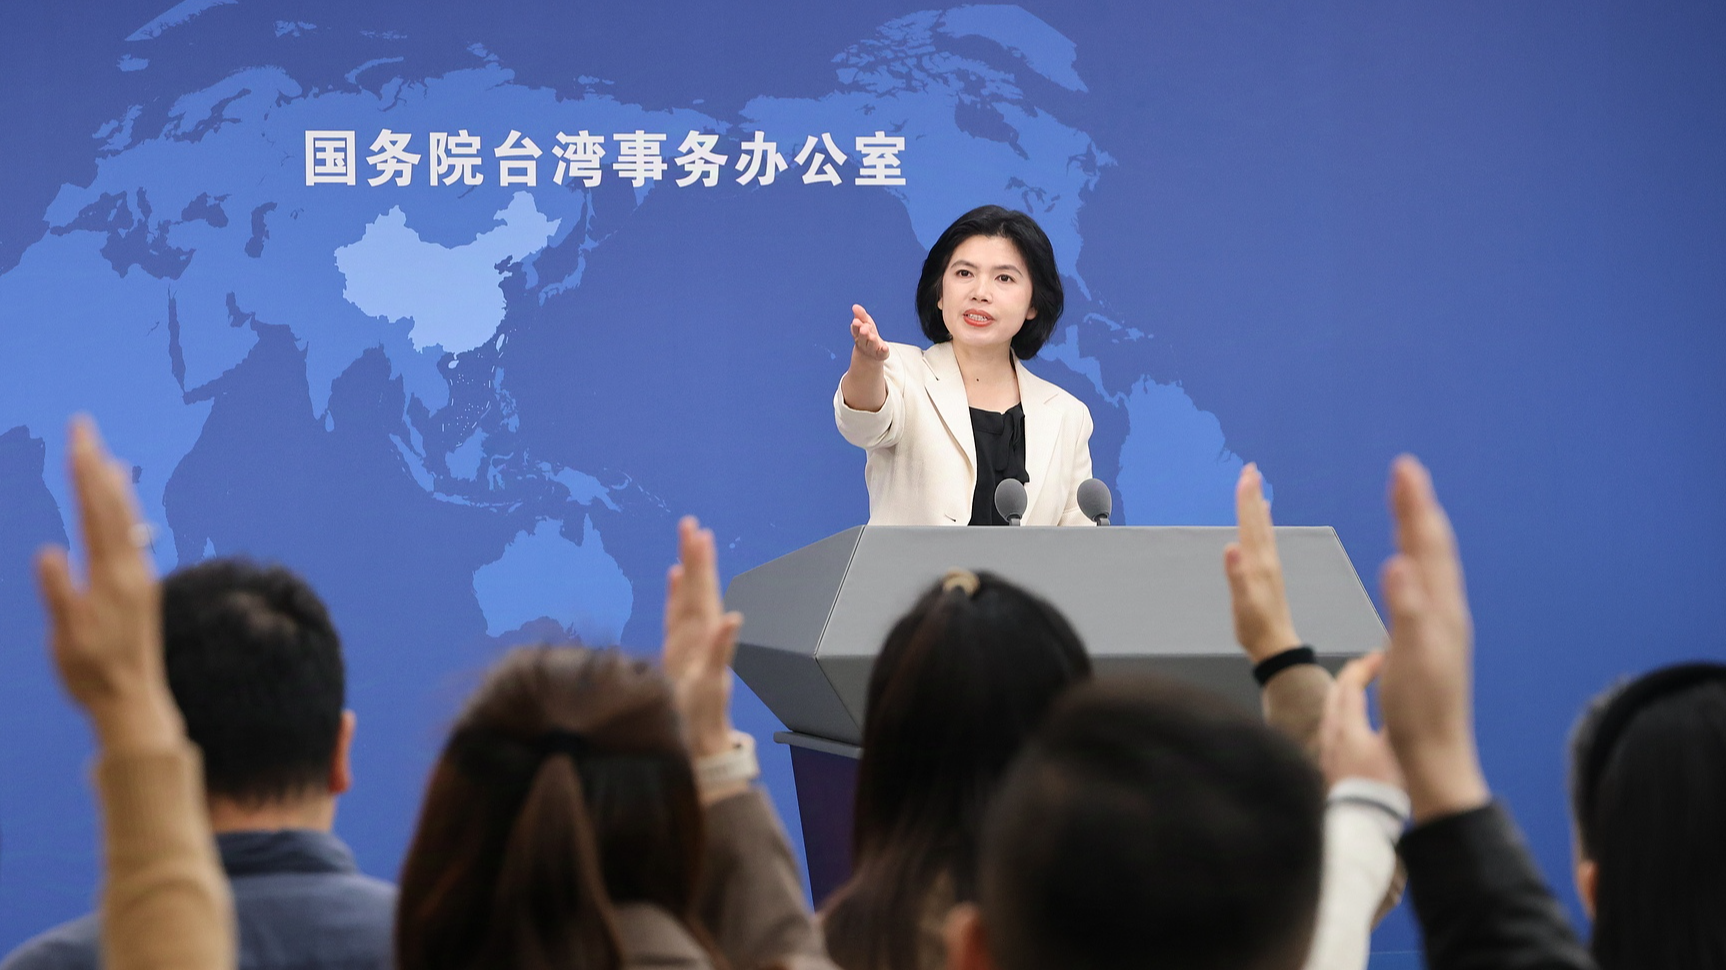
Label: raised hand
xmin=35 ymin=417 xmax=182 ymax=752
xmin=662 ymin=516 xmax=744 ymax=761
xmin=1320 ymin=653 xmax=1403 ymax=788
xmin=849 ymin=304 xmax=889 ymax=362
xmin=1375 ymin=456 xmax=1489 ymax=822
xmin=1223 ymin=463 xmax=1301 ymax=663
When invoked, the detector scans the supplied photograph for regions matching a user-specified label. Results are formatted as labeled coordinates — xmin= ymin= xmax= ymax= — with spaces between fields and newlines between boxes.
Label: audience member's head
xmin=161 ymin=558 xmax=353 ymax=828
xmin=946 ymin=676 xmax=1326 ymax=970
xmin=1567 ymin=661 xmax=1726 ymax=970
xmin=823 ymin=569 xmax=1091 ymax=970
xmin=395 ymin=646 xmax=708 ymax=970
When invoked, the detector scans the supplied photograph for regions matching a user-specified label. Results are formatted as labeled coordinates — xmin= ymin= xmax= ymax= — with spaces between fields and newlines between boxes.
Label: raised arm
xmin=35 ymin=418 xmax=234 ymax=970
xmin=663 ymin=518 xmax=836 ymax=970
xmin=1375 ymin=457 xmax=1593 ymax=970
xmin=1302 ymin=654 xmax=1409 ymax=970
xmin=839 ymin=304 xmax=890 ymax=413
xmin=1223 ymin=463 xmax=1331 ymax=754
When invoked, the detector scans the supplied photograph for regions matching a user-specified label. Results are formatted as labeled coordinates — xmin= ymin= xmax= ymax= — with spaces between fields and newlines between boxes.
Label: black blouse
xmin=968 ymin=404 xmax=1029 ymax=526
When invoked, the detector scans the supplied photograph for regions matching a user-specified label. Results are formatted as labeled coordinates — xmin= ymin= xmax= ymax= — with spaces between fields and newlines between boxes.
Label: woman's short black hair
xmin=916 ymin=205 xmax=1064 ymax=360
xmin=1568 ymin=662 xmax=1726 ymax=970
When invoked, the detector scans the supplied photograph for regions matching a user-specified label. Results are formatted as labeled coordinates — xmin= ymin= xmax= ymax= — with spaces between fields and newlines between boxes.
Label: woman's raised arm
xmin=840 ymin=304 xmax=890 ymax=413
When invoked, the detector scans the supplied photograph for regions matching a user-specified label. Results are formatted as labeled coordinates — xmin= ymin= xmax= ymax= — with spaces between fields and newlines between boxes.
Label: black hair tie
xmin=534 ymin=729 xmax=591 ymax=760
xmin=446 ymin=726 xmax=593 ymax=772
xmin=1253 ymin=646 xmax=1317 ymax=686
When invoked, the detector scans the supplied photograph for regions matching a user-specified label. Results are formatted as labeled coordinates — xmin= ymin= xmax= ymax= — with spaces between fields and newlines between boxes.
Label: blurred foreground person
xmin=1332 ymin=456 xmax=1596 ymax=969
xmin=1569 ymin=662 xmax=1726 ymax=970
xmin=4 ymin=559 xmax=391 ymax=970
xmin=820 ymin=570 xmax=1091 ymax=970
xmin=31 ymin=418 xmax=234 ymax=970
xmin=1225 ymin=462 xmax=1409 ymax=970
xmin=393 ymin=518 xmax=838 ymax=970
xmin=946 ymin=675 xmax=1328 ymax=970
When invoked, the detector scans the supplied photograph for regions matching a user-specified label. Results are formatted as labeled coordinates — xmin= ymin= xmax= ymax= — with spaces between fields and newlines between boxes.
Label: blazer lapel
xmin=1016 ymin=360 xmax=1062 ymax=517
xmin=921 ymin=343 xmax=976 ymax=476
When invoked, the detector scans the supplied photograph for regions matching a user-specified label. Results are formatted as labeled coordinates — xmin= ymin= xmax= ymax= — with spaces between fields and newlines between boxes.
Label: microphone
xmin=1077 ymin=479 xmax=1112 ymax=526
xmin=994 ymin=479 xmax=1028 ymax=526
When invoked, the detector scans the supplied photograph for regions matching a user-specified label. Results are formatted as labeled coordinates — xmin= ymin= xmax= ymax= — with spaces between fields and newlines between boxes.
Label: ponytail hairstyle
xmin=822 ymin=570 xmax=1092 ymax=970
xmin=396 ymin=647 xmax=713 ymax=970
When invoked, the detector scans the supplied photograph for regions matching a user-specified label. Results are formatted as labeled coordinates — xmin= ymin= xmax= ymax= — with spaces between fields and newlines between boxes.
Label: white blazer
xmin=834 ymin=341 xmax=1096 ymax=526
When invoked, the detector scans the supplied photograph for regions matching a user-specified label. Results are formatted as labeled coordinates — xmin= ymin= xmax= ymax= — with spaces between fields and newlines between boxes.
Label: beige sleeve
xmin=695 ymin=788 xmax=838 ymax=970
xmin=94 ymin=744 xmax=235 ymax=970
xmin=834 ymin=345 xmax=910 ymax=450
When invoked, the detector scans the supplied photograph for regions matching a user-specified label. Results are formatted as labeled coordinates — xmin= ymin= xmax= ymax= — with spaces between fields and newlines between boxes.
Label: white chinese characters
xmin=305 ymin=131 xmax=357 ymax=186
xmin=366 ymin=130 xmax=419 ymax=187
xmin=794 ymin=133 xmax=848 ymax=186
xmin=854 ymin=131 xmax=906 ymax=186
xmin=494 ymin=131 xmax=543 ymax=187
xmin=553 ymin=131 xmax=606 ymax=187
xmin=429 ymin=130 xmax=484 ymax=186
xmin=306 ymin=128 xmax=907 ymax=188
xmin=735 ymin=131 xmax=788 ymax=187
xmin=612 ymin=130 xmax=668 ymax=187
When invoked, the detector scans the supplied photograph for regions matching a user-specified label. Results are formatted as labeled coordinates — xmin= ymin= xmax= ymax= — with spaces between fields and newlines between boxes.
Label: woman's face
xmin=937 ymin=234 xmax=1036 ymax=355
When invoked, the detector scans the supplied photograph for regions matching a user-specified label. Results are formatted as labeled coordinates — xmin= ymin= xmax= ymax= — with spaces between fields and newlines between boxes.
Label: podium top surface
xmin=728 ymin=524 xmax=1382 ymax=661
xmin=725 ymin=525 xmax=1382 ymax=745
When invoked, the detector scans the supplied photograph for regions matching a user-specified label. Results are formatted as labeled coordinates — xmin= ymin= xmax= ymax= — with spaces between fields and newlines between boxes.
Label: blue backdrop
xmin=1 ymin=1 xmax=1721 ymax=960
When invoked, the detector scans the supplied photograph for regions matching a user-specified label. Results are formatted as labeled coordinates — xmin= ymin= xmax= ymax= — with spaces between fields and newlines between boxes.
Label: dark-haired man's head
xmin=162 ymin=558 xmax=352 ymax=832
xmin=1567 ymin=662 xmax=1726 ymax=970
xmin=948 ymin=677 xmax=1325 ymax=970
xmin=823 ymin=570 xmax=1091 ymax=970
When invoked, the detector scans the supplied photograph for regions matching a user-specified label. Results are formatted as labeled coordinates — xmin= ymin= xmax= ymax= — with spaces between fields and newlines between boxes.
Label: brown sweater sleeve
xmin=696 ymin=788 xmax=837 ymax=970
xmin=94 ymin=744 xmax=235 ymax=970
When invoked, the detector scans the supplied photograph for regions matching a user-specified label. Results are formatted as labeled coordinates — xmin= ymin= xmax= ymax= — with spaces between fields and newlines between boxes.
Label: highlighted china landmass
xmin=335 ymin=191 xmax=559 ymax=354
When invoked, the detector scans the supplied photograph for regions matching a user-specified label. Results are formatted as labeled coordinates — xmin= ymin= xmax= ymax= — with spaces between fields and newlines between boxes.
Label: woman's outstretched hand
xmin=662 ymin=516 xmax=744 ymax=761
xmin=841 ymin=304 xmax=890 ymax=413
xmin=850 ymin=304 xmax=889 ymax=362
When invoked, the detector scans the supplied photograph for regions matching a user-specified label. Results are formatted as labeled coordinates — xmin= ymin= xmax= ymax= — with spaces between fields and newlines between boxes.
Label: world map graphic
xmin=0 ymin=0 xmax=1261 ymax=938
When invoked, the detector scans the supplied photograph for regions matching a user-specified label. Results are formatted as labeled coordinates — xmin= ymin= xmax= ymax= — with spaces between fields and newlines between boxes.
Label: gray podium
xmin=724 ymin=525 xmax=1383 ymax=903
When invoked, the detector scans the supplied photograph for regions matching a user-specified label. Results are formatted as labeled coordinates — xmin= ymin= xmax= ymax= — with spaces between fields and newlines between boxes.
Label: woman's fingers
xmin=1335 ymin=651 xmax=1385 ymax=695
xmin=711 ymin=612 xmax=743 ymax=672
xmin=664 ymin=516 xmax=739 ymax=689
xmin=850 ymin=305 xmax=889 ymax=359
xmin=70 ymin=419 xmax=124 ymax=566
xmin=1235 ymin=463 xmax=1273 ymax=552
xmin=35 ymin=547 xmax=79 ymax=657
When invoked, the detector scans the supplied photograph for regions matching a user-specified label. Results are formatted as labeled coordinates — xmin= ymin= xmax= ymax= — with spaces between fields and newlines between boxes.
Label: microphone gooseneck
xmin=994 ymin=478 xmax=1028 ymax=526
xmin=1077 ymin=478 xmax=1112 ymax=526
